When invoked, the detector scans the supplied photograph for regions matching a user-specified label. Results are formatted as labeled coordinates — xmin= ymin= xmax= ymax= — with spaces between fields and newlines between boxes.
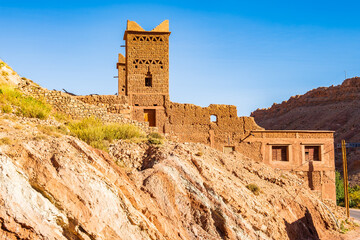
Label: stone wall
xmin=75 ymin=95 xmax=130 ymax=116
xmin=18 ymin=80 xmax=153 ymax=133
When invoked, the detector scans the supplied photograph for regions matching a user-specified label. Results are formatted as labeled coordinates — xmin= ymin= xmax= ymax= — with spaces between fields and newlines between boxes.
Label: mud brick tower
xmin=117 ymin=20 xmax=170 ymax=131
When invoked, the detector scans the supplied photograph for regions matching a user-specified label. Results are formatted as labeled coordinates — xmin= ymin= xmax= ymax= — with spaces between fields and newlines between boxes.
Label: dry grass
xmin=0 ymin=137 xmax=13 ymax=145
xmin=0 ymin=84 xmax=51 ymax=119
xmin=67 ymin=117 xmax=145 ymax=151
xmin=246 ymin=183 xmax=261 ymax=195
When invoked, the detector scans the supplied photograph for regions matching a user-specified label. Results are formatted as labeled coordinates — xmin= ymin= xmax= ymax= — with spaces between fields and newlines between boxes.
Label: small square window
xmin=272 ymin=146 xmax=289 ymax=161
xmin=304 ymin=146 xmax=321 ymax=161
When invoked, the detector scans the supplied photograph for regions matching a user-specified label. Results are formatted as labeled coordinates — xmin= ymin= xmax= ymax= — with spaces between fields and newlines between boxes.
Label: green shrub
xmin=53 ymin=111 xmax=71 ymax=122
xmin=147 ymin=132 xmax=164 ymax=145
xmin=0 ymin=84 xmax=51 ymax=119
xmin=195 ymin=151 xmax=203 ymax=157
xmin=0 ymin=62 xmax=4 ymax=69
xmin=336 ymin=171 xmax=345 ymax=206
xmin=246 ymin=183 xmax=260 ymax=195
xmin=1 ymin=71 xmax=9 ymax=77
xmin=349 ymin=185 xmax=360 ymax=208
xmin=68 ymin=117 xmax=145 ymax=151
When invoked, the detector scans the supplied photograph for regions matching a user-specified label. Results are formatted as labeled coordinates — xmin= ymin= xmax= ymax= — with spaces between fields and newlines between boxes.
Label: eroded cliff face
xmin=0 ymin=115 xmax=345 ymax=240
xmin=251 ymin=77 xmax=360 ymax=184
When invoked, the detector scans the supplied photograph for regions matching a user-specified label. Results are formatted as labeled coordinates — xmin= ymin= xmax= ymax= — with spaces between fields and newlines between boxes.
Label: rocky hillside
xmin=0 ymin=114 xmax=350 ymax=239
xmin=1 ymin=59 xmax=358 ymax=239
xmin=251 ymin=77 xmax=360 ymax=184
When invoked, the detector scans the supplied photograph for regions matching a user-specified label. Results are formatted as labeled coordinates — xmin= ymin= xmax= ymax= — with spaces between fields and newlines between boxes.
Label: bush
xmin=246 ymin=183 xmax=260 ymax=195
xmin=0 ymin=84 xmax=51 ymax=119
xmin=147 ymin=132 xmax=164 ymax=145
xmin=336 ymin=171 xmax=360 ymax=208
xmin=0 ymin=137 xmax=12 ymax=145
xmin=1 ymin=104 xmax=12 ymax=113
xmin=336 ymin=171 xmax=345 ymax=206
xmin=195 ymin=151 xmax=203 ymax=157
xmin=68 ymin=117 xmax=145 ymax=151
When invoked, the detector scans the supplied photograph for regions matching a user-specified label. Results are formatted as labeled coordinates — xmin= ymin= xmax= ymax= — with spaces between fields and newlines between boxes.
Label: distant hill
xmin=251 ymin=77 xmax=360 ymax=185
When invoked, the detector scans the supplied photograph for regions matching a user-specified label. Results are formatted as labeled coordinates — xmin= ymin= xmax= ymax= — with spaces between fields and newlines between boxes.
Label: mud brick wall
xmin=75 ymin=95 xmax=130 ymax=116
xmin=117 ymin=53 xmax=126 ymax=95
xmin=125 ymin=32 xmax=170 ymax=97
xmin=249 ymin=130 xmax=335 ymax=201
xmin=165 ymin=102 xmax=264 ymax=158
xmin=131 ymin=95 xmax=167 ymax=107
xmin=18 ymin=80 xmax=153 ymax=133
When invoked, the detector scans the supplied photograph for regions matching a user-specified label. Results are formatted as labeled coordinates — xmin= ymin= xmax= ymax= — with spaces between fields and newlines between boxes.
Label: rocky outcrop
xmin=251 ymin=77 xmax=360 ymax=184
xmin=0 ymin=114 xmax=347 ymax=239
xmin=0 ymin=59 xmax=22 ymax=86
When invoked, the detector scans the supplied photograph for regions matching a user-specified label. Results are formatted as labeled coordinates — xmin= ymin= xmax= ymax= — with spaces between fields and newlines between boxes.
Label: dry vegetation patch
xmin=0 ymin=84 xmax=51 ymax=119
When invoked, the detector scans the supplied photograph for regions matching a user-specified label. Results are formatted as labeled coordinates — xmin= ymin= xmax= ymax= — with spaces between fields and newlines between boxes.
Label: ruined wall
xmin=165 ymin=102 xmax=264 ymax=160
xmin=18 ymin=80 xmax=153 ymax=133
xmin=75 ymin=95 xmax=130 ymax=116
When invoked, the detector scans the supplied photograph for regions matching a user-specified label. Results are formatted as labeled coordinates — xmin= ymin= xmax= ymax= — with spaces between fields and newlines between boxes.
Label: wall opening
xmin=272 ymin=146 xmax=289 ymax=161
xmin=210 ymin=115 xmax=217 ymax=123
xmin=144 ymin=109 xmax=156 ymax=127
xmin=223 ymin=146 xmax=235 ymax=154
xmin=305 ymin=146 xmax=321 ymax=161
xmin=145 ymin=67 xmax=152 ymax=87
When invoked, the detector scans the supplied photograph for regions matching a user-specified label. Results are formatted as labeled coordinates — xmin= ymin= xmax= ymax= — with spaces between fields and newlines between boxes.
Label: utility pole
xmin=341 ymin=139 xmax=350 ymax=218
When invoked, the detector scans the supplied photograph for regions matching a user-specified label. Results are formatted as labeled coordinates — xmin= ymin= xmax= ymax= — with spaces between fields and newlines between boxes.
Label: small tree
xmin=335 ymin=171 xmax=345 ymax=206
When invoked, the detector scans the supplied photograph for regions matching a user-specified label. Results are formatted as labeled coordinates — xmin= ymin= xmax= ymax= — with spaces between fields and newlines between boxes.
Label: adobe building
xmin=112 ymin=20 xmax=335 ymax=201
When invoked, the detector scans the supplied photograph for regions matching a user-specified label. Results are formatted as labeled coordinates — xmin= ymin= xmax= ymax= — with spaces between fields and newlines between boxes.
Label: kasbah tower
xmin=117 ymin=20 xmax=170 ymax=131
xmin=116 ymin=20 xmax=336 ymax=202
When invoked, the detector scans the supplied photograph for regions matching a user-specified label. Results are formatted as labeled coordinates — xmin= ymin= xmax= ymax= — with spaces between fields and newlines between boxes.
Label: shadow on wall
xmin=285 ymin=209 xmax=320 ymax=240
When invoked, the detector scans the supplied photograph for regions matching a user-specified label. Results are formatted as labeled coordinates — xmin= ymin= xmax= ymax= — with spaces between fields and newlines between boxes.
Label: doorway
xmin=144 ymin=109 xmax=156 ymax=127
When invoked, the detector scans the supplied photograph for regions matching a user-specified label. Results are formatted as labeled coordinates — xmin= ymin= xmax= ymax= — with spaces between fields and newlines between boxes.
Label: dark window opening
xmin=145 ymin=77 xmax=152 ymax=87
xmin=305 ymin=146 xmax=321 ymax=161
xmin=135 ymin=65 xmax=138 ymax=68
xmin=160 ymin=66 xmax=163 ymax=69
xmin=272 ymin=146 xmax=289 ymax=161
xmin=145 ymin=67 xmax=152 ymax=87
xmin=153 ymin=104 xmax=158 ymax=106
xmin=135 ymin=104 xmax=139 ymax=106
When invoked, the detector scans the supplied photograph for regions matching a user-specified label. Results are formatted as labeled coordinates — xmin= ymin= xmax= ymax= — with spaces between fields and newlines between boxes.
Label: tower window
xmin=145 ymin=76 xmax=152 ymax=87
xmin=145 ymin=67 xmax=152 ymax=87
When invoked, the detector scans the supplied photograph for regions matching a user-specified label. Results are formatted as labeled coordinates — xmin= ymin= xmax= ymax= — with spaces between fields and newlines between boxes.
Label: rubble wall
xmin=18 ymin=80 xmax=152 ymax=133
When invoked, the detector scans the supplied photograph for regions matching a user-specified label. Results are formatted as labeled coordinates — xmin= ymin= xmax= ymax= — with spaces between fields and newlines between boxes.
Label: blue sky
xmin=1 ymin=1 xmax=360 ymax=116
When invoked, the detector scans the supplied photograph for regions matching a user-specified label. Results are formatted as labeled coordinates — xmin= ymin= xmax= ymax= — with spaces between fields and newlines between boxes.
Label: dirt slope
xmin=0 ymin=114 xmax=349 ymax=239
xmin=251 ymin=77 xmax=360 ymax=184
